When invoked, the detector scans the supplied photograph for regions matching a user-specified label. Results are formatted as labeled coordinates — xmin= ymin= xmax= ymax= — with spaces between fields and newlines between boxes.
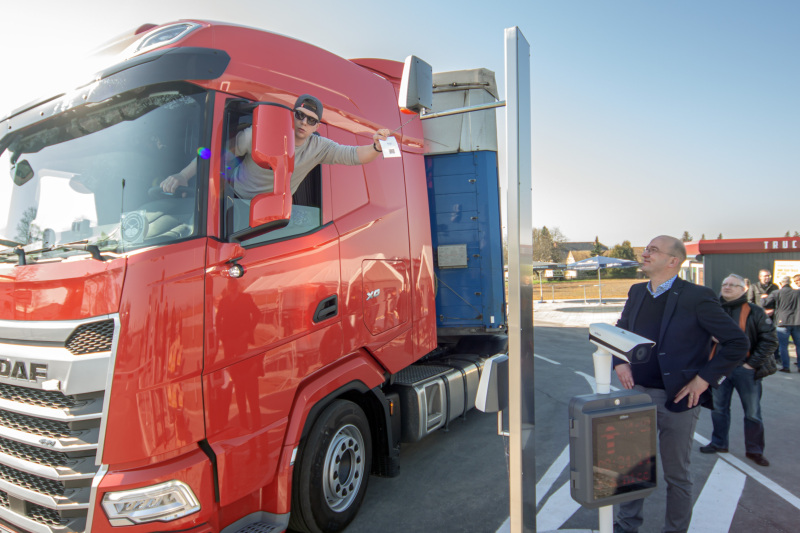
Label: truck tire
xmin=289 ymin=399 xmax=372 ymax=533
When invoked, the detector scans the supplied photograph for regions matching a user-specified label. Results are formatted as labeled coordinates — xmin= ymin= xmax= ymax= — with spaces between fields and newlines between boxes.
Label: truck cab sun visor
xmin=1 ymin=47 xmax=230 ymax=127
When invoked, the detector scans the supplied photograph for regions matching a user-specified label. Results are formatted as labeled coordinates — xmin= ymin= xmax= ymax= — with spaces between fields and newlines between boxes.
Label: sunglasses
xmin=294 ymin=109 xmax=319 ymax=126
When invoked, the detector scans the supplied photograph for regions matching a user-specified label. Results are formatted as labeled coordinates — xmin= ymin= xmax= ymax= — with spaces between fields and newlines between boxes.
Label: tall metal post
xmin=598 ymin=269 xmax=603 ymax=304
xmin=505 ymin=26 xmax=535 ymax=533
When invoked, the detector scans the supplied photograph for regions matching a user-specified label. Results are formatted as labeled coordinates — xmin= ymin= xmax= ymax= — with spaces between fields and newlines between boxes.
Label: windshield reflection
xmin=0 ymin=83 xmax=207 ymax=262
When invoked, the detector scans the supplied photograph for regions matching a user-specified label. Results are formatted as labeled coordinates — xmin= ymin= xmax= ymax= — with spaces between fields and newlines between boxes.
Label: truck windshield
xmin=0 ymin=82 xmax=208 ymax=262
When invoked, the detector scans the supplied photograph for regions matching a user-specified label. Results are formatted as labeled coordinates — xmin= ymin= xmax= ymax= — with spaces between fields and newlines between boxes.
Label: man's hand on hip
xmin=674 ymin=375 xmax=709 ymax=408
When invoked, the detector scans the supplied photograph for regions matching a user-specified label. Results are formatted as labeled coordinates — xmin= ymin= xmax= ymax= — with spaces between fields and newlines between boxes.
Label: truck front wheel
xmin=289 ymin=399 xmax=372 ymax=533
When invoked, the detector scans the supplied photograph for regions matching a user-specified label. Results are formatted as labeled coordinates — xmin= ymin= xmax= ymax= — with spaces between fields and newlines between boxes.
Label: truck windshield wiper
xmin=0 ymin=243 xmax=29 ymax=266
xmin=0 ymin=239 xmax=111 ymax=265
xmin=0 ymin=238 xmax=25 ymax=248
xmin=47 ymin=240 xmax=109 ymax=262
xmin=0 ymin=239 xmax=28 ymax=264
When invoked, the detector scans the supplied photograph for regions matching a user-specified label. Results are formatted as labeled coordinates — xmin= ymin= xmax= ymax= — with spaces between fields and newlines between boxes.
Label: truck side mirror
xmin=398 ymin=55 xmax=433 ymax=114
xmin=249 ymin=104 xmax=295 ymax=232
xmin=12 ymin=159 xmax=34 ymax=186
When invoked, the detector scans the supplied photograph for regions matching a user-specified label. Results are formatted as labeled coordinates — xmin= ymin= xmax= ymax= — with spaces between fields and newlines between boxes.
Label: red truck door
xmin=202 ymin=122 xmax=343 ymax=506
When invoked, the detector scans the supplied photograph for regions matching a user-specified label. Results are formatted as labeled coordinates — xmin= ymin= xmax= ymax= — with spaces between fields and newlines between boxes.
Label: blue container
xmin=425 ymin=151 xmax=506 ymax=335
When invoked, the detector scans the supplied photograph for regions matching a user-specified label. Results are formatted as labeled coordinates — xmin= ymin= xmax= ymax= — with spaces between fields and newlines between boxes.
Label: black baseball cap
xmin=294 ymin=94 xmax=323 ymax=120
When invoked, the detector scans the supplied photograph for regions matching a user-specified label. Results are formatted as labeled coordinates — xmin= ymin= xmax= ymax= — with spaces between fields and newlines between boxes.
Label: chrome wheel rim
xmin=323 ymin=424 xmax=365 ymax=512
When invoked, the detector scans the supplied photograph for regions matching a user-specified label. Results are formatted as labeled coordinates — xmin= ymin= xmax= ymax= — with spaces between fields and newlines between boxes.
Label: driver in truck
xmin=160 ymin=94 xmax=392 ymax=197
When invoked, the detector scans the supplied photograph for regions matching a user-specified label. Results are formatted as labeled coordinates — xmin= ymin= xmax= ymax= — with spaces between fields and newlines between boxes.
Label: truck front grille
xmin=0 ymin=316 xmax=114 ymax=533
xmin=65 ymin=320 xmax=114 ymax=356
xmin=0 ymin=490 xmax=69 ymax=529
xmin=0 ymin=465 xmax=65 ymax=497
xmin=0 ymin=383 xmax=78 ymax=410
xmin=26 ymin=504 xmax=67 ymax=528
xmin=0 ymin=436 xmax=68 ymax=467
xmin=0 ymin=411 xmax=72 ymax=439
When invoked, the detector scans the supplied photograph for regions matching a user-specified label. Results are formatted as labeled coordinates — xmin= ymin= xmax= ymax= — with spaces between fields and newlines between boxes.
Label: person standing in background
xmin=748 ymin=269 xmax=778 ymax=315
xmin=700 ymin=274 xmax=777 ymax=467
xmin=764 ymin=276 xmax=800 ymax=373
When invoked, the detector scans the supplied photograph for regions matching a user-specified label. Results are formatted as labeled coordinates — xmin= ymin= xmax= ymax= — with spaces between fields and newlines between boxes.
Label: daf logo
xmin=366 ymin=289 xmax=381 ymax=301
xmin=0 ymin=359 xmax=48 ymax=382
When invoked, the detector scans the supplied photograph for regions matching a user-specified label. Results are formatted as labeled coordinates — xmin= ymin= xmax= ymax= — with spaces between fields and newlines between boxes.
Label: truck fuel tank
xmin=390 ymin=354 xmax=484 ymax=443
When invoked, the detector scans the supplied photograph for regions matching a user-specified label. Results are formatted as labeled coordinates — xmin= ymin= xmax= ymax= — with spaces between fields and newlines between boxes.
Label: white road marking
xmin=495 ymin=516 xmax=510 ymax=533
xmin=536 ymin=446 xmax=571 ymax=505
xmin=694 ymin=433 xmax=711 ymax=446
xmin=535 ymin=481 xmax=582 ymax=532
xmin=534 ymin=353 xmax=561 ymax=365
xmin=721 ymin=453 xmax=800 ymax=511
xmin=695 ymin=432 xmax=800 ymax=511
xmin=688 ymin=459 xmax=745 ymax=532
xmin=575 ymin=370 xmax=620 ymax=394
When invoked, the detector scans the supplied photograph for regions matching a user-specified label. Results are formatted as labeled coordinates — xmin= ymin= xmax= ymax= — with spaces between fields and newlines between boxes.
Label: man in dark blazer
xmin=613 ymin=235 xmax=749 ymax=533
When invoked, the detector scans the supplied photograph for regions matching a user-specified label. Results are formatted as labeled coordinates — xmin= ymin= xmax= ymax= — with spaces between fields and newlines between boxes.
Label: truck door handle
xmin=313 ymin=295 xmax=338 ymax=323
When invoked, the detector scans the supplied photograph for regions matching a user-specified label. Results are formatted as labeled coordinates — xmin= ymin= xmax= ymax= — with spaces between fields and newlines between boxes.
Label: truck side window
xmin=220 ymin=102 xmax=323 ymax=245
xmin=292 ymin=164 xmax=321 ymax=209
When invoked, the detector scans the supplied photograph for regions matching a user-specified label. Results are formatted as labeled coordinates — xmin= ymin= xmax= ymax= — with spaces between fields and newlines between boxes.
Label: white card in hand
xmin=378 ymin=137 xmax=401 ymax=158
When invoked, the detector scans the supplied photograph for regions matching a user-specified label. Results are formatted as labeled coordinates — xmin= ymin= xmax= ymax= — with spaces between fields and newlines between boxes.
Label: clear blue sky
xmin=1 ymin=0 xmax=797 ymax=247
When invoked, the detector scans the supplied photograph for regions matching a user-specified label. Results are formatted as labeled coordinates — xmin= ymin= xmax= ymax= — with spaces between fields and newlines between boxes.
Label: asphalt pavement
xmin=532 ymin=299 xmax=625 ymax=328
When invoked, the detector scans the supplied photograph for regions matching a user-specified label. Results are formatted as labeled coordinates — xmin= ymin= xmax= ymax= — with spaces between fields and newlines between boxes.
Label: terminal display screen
xmin=592 ymin=409 xmax=656 ymax=500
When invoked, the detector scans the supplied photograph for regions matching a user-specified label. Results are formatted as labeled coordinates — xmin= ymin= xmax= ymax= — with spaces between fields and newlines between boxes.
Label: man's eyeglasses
xmin=721 ymin=283 xmax=745 ymax=289
xmin=294 ymin=109 xmax=319 ymax=126
xmin=643 ymin=246 xmax=674 ymax=256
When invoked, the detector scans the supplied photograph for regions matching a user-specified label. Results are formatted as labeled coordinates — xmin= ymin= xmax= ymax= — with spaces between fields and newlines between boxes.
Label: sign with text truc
xmin=686 ymin=237 xmax=800 ymax=256
xmin=568 ymin=390 xmax=657 ymax=508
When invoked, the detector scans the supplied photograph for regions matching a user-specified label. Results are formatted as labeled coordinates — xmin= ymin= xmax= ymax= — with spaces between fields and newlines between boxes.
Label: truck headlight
xmin=101 ymin=480 xmax=200 ymax=525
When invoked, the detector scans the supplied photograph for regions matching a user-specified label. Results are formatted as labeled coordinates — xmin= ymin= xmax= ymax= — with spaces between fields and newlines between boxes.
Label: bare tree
xmin=15 ymin=207 xmax=41 ymax=244
xmin=532 ymin=226 xmax=568 ymax=262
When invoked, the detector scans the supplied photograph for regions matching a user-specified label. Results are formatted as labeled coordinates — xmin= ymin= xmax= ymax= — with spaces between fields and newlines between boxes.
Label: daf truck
xmin=0 ymin=21 xmax=506 ymax=533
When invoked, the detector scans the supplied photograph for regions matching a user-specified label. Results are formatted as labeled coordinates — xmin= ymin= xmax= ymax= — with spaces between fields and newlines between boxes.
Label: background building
xmin=685 ymin=237 xmax=800 ymax=291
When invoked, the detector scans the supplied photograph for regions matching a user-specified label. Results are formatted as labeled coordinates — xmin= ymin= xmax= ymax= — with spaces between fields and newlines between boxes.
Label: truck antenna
xmin=391 ymin=114 xmax=418 ymax=134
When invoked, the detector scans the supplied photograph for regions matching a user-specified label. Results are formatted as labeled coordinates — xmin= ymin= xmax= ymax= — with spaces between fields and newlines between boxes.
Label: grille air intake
xmin=65 ymin=320 xmax=114 ymax=355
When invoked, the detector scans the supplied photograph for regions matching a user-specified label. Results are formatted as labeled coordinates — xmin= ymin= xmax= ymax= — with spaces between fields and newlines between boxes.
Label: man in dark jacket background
xmin=764 ymin=275 xmax=800 ymax=372
xmin=700 ymin=274 xmax=778 ymax=467
xmin=747 ymin=269 xmax=778 ymax=314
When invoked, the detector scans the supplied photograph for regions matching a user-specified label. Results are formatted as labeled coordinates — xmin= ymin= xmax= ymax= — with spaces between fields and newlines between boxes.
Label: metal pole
xmin=505 ymin=26 xmax=535 ymax=533
xmin=597 ymin=269 xmax=602 ymax=304
xmin=539 ymin=272 xmax=544 ymax=302
xmin=420 ymin=100 xmax=506 ymax=120
xmin=592 ymin=348 xmax=615 ymax=533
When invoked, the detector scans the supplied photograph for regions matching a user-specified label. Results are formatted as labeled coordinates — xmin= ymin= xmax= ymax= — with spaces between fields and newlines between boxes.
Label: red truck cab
xmin=0 ymin=21 xmax=505 ymax=533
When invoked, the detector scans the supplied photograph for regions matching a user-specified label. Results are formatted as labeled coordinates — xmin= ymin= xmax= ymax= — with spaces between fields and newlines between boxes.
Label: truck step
xmin=233 ymin=523 xmax=282 ymax=533
xmin=223 ymin=512 xmax=289 ymax=533
xmin=393 ymin=364 xmax=450 ymax=384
